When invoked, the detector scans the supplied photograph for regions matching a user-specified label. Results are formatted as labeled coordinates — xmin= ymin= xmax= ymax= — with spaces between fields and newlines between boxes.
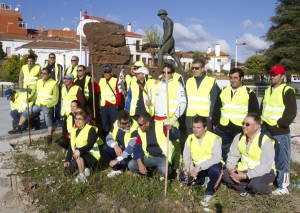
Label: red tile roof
xmin=15 ymin=39 xmax=88 ymax=50
xmin=207 ymin=50 xmax=229 ymax=57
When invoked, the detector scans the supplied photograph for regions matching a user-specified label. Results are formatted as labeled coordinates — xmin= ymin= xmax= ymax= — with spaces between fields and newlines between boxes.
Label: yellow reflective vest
xmin=71 ymin=124 xmax=101 ymax=161
xmin=66 ymin=113 xmax=75 ymax=134
xmin=10 ymin=90 xmax=34 ymax=113
xmin=150 ymin=80 xmax=181 ymax=118
xmin=129 ymin=79 xmax=155 ymax=116
xmin=22 ymin=64 xmax=41 ymax=90
xmin=61 ymin=85 xmax=81 ymax=116
xmin=99 ymin=77 xmax=117 ymax=106
xmin=261 ymin=84 xmax=294 ymax=126
xmin=66 ymin=65 xmax=78 ymax=79
xmin=83 ymin=76 xmax=91 ymax=101
xmin=187 ymin=131 xmax=222 ymax=166
xmin=125 ymin=74 xmax=136 ymax=92
xmin=237 ymin=133 xmax=275 ymax=172
xmin=138 ymin=121 xmax=174 ymax=162
xmin=36 ymin=78 xmax=58 ymax=108
xmin=111 ymin=119 xmax=138 ymax=147
xmin=186 ymin=76 xmax=216 ymax=117
xmin=220 ymin=86 xmax=251 ymax=126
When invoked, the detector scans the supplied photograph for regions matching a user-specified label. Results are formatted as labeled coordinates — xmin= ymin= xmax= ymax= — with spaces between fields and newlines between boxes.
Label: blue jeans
xmin=179 ymin=163 xmax=222 ymax=195
xmin=103 ymin=144 xmax=131 ymax=171
xmin=10 ymin=110 xmax=20 ymax=127
xmin=100 ymin=105 xmax=117 ymax=133
xmin=273 ymin=134 xmax=291 ymax=189
xmin=128 ymin=156 xmax=172 ymax=177
xmin=28 ymin=105 xmax=54 ymax=127
xmin=215 ymin=127 xmax=239 ymax=162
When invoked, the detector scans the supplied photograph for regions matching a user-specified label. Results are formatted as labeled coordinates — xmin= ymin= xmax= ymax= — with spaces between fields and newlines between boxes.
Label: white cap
xmin=133 ymin=67 xmax=149 ymax=75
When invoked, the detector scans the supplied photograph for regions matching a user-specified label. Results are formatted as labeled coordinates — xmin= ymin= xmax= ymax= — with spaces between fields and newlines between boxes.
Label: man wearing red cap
xmin=261 ymin=64 xmax=297 ymax=195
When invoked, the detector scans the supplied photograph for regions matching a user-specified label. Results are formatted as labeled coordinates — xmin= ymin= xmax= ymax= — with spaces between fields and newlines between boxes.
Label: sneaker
xmin=201 ymin=177 xmax=210 ymax=188
xmin=107 ymin=170 xmax=123 ymax=178
xmin=46 ymin=135 xmax=52 ymax=145
xmin=239 ymin=192 xmax=249 ymax=197
xmin=8 ymin=126 xmax=22 ymax=134
xmin=84 ymin=168 xmax=90 ymax=177
xmin=75 ymin=173 xmax=87 ymax=183
xmin=272 ymin=188 xmax=289 ymax=195
xmin=200 ymin=195 xmax=214 ymax=207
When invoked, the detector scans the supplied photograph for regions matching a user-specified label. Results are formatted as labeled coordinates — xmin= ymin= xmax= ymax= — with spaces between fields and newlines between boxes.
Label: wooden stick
xmin=164 ymin=67 xmax=170 ymax=197
xmin=26 ymin=86 xmax=31 ymax=145
xmin=92 ymin=64 xmax=96 ymax=118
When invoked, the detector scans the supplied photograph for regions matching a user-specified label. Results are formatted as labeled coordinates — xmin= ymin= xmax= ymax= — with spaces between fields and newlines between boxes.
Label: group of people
xmin=5 ymin=54 xmax=297 ymax=207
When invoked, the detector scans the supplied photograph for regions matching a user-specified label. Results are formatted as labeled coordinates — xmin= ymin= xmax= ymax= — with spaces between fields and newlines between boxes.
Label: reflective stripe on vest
xmin=61 ymin=85 xmax=81 ymax=116
xmin=187 ymin=131 xmax=221 ymax=165
xmin=220 ymin=86 xmax=250 ymax=126
xmin=35 ymin=79 xmax=57 ymax=106
xmin=83 ymin=76 xmax=91 ymax=101
xmin=261 ymin=84 xmax=294 ymax=126
xmin=112 ymin=119 xmax=139 ymax=148
xmin=67 ymin=114 xmax=74 ymax=134
xmin=138 ymin=121 xmax=174 ymax=162
xmin=71 ymin=124 xmax=101 ymax=160
xmin=129 ymin=79 xmax=155 ymax=116
xmin=186 ymin=76 xmax=215 ymax=117
xmin=99 ymin=77 xmax=117 ymax=106
xmin=237 ymin=133 xmax=275 ymax=171
xmin=22 ymin=64 xmax=40 ymax=89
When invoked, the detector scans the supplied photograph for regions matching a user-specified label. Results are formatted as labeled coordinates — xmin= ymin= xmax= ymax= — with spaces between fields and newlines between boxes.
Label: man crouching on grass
xmin=222 ymin=113 xmax=276 ymax=196
xmin=179 ymin=115 xmax=223 ymax=207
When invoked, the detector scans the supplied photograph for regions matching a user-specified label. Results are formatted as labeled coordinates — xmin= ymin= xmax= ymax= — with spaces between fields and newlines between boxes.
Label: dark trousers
xmin=222 ymin=169 xmax=275 ymax=194
xmin=103 ymin=144 xmax=131 ymax=171
xmin=10 ymin=110 xmax=20 ymax=127
xmin=100 ymin=105 xmax=117 ymax=134
xmin=215 ymin=127 xmax=239 ymax=162
xmin=179 ymin=163 xmax=223 ymax=195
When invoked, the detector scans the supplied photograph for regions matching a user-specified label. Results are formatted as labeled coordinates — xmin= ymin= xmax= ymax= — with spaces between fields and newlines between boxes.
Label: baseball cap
xmin=104 ymin=66 xmax=112 ymax=73
xmin=133 ymin=67 xmax=149 ymax=75
xmin=64 ymin=73 xmax=74 ymax=79
xmin=270 ymin=64 xmax=286 ymax=75
xmin=5 ymin=89 xmax=14 ymax=100
xmin=133 ymin=61 xmax=145 ymax=68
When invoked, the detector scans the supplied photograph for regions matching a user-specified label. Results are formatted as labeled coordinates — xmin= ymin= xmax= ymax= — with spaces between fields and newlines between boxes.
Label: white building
xmin=205 ymin=44 xmax=231 ymax=72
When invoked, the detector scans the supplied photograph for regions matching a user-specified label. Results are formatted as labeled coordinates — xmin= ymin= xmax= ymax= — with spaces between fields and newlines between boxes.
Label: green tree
xmin=265 ymin=0 xmax=300 ymax=74
xmin=142 ymin=25 xmax=162 ymax=67
xmin=2 ymin=54 xmax=26 ymax=82
xmin=245 ymin=55 xmax=266 ymax=75
xmin=0 ymin=42 xmax=6 ymax=59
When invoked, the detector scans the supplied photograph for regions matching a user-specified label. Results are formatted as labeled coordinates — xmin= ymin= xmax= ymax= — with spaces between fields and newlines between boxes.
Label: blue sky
xmin=6 ymin=0 xmax=278 ymax=62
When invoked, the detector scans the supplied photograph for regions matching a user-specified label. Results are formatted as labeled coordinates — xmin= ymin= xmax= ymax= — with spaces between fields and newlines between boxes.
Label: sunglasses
xmin=71 ymin=59 xmax=77 ymax=62
xmin=162 ymin=71 xmax=172 ymax=74
xmin=75 ymin=117 xmax=84 ymax=121
xmin=191 ymin=67 xmax=201 ymax=70
xmin=120 ymin=120 xmax=130 ymax=125
xmin=41 ymin=72 xmax=48 ymax=75
xmin=49 ymin=57 xmax=55 ymax=59
xmin=77 ymin=69 xmax=84 ymax=72
xmin=138 ymin=122 xmax=146 ymax=127
xmin=242 ymin=122 xmax=257 ymax=127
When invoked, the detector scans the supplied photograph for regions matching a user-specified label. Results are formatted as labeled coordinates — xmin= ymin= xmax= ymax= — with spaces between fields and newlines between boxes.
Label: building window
xmin=136 ymin=40 xmax=140 ymax=51
xmin=217 ymin=59 xmax=221 ymax=62
xmin=18 ymin=21 xmax=27 ymax=29
xmin=136 ymin=55 xmax=140 ymax=61
xmin=130 ymin=55 xmax=133 ymax=62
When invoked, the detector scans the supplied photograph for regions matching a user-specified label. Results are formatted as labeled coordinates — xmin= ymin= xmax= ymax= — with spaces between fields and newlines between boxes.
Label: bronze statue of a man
xmin=157 ymin=9 xmax=184 ymax=72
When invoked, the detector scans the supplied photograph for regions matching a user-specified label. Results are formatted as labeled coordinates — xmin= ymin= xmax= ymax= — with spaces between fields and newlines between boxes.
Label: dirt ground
xmin=1 ymin=114 xmax=300 ymax=212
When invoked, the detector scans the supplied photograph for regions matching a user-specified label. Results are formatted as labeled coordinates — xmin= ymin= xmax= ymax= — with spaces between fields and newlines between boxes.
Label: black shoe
xmin=46 ymin=135 xmax=52 ymax=145
xmin=8 ymin=126 xmax=22 ymax=134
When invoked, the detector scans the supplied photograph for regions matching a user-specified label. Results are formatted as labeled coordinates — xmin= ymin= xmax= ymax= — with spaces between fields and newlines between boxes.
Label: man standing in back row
xmin=261 ymin=64 xmax=297 ymax=195
xmin=212 ymin=68 xmax=259 ymax=161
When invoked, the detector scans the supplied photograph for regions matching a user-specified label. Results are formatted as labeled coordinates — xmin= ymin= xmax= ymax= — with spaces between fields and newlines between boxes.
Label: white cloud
xmin=105 ymin=14 xmax=120 ymax=22
xmin=242 ymin=19 xmax=253 ymax=28
xmin=235 ymin=33 xmax=271 ymax=62
xmin=255 ymin=22 xmax=265 ymax=29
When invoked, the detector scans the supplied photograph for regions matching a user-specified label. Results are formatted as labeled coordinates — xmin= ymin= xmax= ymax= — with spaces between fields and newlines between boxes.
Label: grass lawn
xmin=13 ymin=135 xmax=300 ymax=212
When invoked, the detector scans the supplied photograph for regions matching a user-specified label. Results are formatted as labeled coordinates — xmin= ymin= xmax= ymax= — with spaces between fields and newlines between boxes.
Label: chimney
xmin=207 ymin=47 xmax=211 ymax=54
xmin=127 ymin=23 xmax=132 ymax=32
xmin=215 ymin=44 xmax=220 ymax=57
